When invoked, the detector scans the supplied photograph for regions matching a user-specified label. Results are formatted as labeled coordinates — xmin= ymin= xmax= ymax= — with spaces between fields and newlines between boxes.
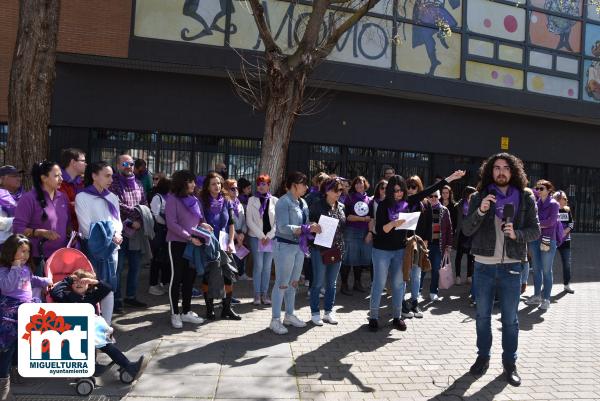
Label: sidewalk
xmin=13 ymin=234 xmax=600 ymax=401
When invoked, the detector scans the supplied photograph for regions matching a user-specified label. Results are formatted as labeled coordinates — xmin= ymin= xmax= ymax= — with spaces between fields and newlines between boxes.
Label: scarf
xmin=339 ymin=194 xmax=347 ymax=204
xmin=487 ymin=184 xmax=520 ymax=220
xmin=208 ymin=193 xmax=224 ymax=217
xmin=11 ymin=187 xmax=23 ymax=202
xmin=388 ymin=199 xmax=409 ymax=222
xmin=348 ymin=191 xmax=369 ymax=207
xmin=179 ymin=194 xmax=202 ymax=221
xmin=61 ymin=168 xmax=83 ymax=186
xmin=231 ymin=197 xmax=240 ymax=218
xmin=432 ymin=202 xmax=441 ymax=210
xmin=299 ymin=224 xmax=314 ymax=257
xmin=308 ymin=186 xmax=319 ymax=194
xmin=537 ymin=196 xmax=554 ymax=222
xmin=238 ymin=193 xmax=249 ymax=206
xmin=462 ymin=199 xmax=469 ymax=216
xmin=255 ymin=191 xmax=272 ymax=217
xmin=82 ymin=185 xmax=119 ymax=219
xmin=0 ymin=189 xmax=16 ymax=217
xmin=117 ymin=173 xmax=137 ymax=190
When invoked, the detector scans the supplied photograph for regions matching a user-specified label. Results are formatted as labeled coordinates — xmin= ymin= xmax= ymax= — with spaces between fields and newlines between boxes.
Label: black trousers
xmin=168 ymin=241 xmax=197 ymax=314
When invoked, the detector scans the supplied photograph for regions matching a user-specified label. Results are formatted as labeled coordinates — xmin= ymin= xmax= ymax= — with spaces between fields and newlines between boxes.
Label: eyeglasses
xmin=407 ymin=185 xmax=417 ymax=190
xmin=257 ymin=182 xmax=269 ymax=187
xmin=230 ymin=187 xmax=238 ymax=191
xmin=121 ymin=162 xmax=134 ymax=167
xmin=536 ymin=187 xmax=546 ymax=192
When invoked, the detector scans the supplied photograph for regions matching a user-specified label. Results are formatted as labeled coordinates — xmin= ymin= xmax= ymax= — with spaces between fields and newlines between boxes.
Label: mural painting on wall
xmin=180 ymin=0 xmax=232 ymax=40
xmin=396 ymin=0 xmax=462 ymax=77
xmin=584 ymin=42 xmax=600 ymax=102
xmin=529 ymin=3 xmax=581 ymax=53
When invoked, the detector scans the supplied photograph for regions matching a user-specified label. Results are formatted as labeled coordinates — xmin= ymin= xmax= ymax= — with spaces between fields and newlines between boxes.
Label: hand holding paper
xmin=313 ymin=215 xmax=339 ymax=248
xmin=394 ymin=212 xmax=421 ymax=231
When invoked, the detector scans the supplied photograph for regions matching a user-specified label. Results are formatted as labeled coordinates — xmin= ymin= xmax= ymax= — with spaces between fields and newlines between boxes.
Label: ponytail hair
xmin=84 ymin=161 xmax=110 ymax=187
xmin=31 ymin=160 xmax=59 ymax=222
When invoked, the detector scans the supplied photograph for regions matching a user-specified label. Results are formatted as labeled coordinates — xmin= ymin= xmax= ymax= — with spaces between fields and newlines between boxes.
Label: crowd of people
xmin=0 ymin=149 xmax=577 ymax=398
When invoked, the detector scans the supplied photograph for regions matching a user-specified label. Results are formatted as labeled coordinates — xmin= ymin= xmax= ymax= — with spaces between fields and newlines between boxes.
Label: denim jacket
xmin=462 ymin=189 xmax=540 ymax=261
xmin=274 ymin=192 xmax=309 ymax=243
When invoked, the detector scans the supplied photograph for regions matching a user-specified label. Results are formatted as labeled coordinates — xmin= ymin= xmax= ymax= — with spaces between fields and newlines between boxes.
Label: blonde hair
xmin=70 ymin=269 xmax=96 ymax=281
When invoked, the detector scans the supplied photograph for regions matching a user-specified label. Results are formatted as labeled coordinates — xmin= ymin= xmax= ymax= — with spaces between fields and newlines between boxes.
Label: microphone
xmin=502 ymin=203 xmax=515 ymax=237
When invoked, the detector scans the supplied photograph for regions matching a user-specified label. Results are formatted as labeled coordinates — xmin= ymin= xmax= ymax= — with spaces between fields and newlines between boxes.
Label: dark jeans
xmin=100 ymin=343 xmax=133 ymax=373
xmin=168 ymin=241 xmax=197 ymax=315
xmin=421 ymin=242 xmax=442 ymax=295
xmin=455 ymin=245 xmax=474 ymax=278
xmin=474 ymin=261 xmax=522 ymax=364
xmin=150 ymin=224 xmax=170 ymax=286
xmin=116 ymin=237 xmax=142 ymax=303
xmin=557 ymin=246 xmax=572 ymax=285
xmin=0 ymin=343 xmax=16 ymax=378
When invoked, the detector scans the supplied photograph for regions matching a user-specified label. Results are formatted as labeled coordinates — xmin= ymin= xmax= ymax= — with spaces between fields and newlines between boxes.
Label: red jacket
xmin=59 ymin=180 xmax=84 ymax=232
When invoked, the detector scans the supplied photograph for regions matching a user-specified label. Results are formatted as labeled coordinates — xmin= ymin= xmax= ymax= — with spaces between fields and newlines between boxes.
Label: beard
xmin=494 ymin=175 xmax=509 ymax=186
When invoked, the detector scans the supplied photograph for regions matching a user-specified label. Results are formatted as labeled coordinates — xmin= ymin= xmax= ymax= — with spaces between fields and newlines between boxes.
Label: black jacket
xmin=50 ymin=276 xmax=112 ymax=314
xmin=462 ymin=189 xmax=540 ymax=261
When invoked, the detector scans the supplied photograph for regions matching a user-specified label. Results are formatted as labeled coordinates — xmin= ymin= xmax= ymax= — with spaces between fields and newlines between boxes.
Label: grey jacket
xmin=462 ymin=189 xmax=540 ymax=261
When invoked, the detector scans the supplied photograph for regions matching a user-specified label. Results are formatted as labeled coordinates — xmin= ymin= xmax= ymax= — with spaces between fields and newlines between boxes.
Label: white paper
xmin=394 ymin=212 xmax=421 ymax=231
xmin=219 ymin=231 xmax=234 ymax=253
xmin=313 ymin=215 xmax=339 ymax=248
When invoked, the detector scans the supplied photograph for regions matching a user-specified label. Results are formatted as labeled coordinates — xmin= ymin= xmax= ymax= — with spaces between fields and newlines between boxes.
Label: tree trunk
xmin=258 ymin=71 xmax=306 ymax=193
xmin=7 ymin=0 xmax=61 ymax=189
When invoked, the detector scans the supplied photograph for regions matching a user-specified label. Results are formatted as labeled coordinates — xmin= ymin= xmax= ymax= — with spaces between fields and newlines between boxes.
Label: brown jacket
xmin=403 ymin=234 xmax=432 ymax=281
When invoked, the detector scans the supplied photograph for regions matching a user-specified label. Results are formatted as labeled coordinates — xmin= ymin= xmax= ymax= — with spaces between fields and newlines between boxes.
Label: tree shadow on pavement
xmin=429 ymin=372 xmax=508 ymax=401
xmin=288 ymin=324 xmax=397 ymax=393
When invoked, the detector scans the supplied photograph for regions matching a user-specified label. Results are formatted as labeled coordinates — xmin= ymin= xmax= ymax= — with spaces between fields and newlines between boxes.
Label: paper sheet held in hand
xmin=313 ymin=215 xmax=339 ymax=248
xmin=394 ymin=212 xmax=421 ymax=231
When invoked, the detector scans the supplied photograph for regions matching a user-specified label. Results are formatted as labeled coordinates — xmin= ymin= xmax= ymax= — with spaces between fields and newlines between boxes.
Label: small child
xmin=50 ymin=269 xmax=147 ymax=382
xmin=0 ymin=234 xmax=52 ymax=400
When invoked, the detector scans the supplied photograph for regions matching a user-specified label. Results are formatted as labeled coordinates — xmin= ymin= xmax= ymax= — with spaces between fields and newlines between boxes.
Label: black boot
xmin=204 ymin=294 xmax=216 ymax=321
xmin=503 ymin=362 xmax=521 ymax=387
xmin=340 ymin=265 xmax=352 ymax=295
xmin=469 ymin=356 xmax=490 ymax=377
xmin=354 ymin=267 xmax=367 ymax=292
xmin=221 ymin=294 xmax=241 ymax=320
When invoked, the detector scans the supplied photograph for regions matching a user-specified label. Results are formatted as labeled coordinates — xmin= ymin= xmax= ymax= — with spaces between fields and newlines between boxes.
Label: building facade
xmin=1 ymin=0 xmax=600 ymax=231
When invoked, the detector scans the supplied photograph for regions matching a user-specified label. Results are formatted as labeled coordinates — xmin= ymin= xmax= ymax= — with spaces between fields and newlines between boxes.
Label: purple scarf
xmin=238 ymin=193 xmax=249 ymax=206
xmin=208 ymin=193 xmax=225 ymax=216
xmin=537 ymin=196 xmax=554 ymax=222
xmin=11 ymin=187 xmax=23 ymax=202
xmin=255 ymin=191 xmax=272 ymax=217
xmin=0 ymin=189 xmax=16 ymax=217
xmin=61 ymin=168 xmax=83 ymax=186
xmin=348 ymin=191 xmax=369 ymax=208
xmin=231 ymin=197 xmax=240 ymax=218
xmin=179 ymin=194 xmax=202 ymax=221
xmin=487 ymin=184 xmax=520 ymax=220
xmin=462 ymin=199 xmax=469 ymax=216
xmin=82 ymin=185 xmax=119 ymax=219
xmin=339 ymin=194 xmax=347 ymax=204
xmin=309 ymin=186 xmax=319 ymax=194
xmin=388 ymin=200 xmax=409 ymax=221
xmin=117 ymin=173 xmax=137 ymax=190
xmin=299 ymin=224 xmax=314 ymax=256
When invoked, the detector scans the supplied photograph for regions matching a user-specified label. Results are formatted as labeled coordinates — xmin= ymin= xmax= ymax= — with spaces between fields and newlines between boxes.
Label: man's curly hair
xmin=477 ymin=153 xmax=529 ymax=191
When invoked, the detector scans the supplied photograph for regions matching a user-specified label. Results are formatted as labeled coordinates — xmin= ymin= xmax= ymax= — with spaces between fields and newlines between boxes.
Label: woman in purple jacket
xmin=165 ymin=170 xmax=212 ymax=329
xmin=13 ymin=161 xmax=70 ymax=275
xmin=526 ymin=180 xmax=559 ymax=311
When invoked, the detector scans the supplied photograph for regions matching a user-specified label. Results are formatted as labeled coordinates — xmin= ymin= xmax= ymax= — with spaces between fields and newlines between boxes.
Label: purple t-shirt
xmin=0 ymin=265 xmax=52 ymax=302
xmin=12 ymin=189 xmax=70 ymax=258
xmin=344 ymin=193 xmax=372 ymax=231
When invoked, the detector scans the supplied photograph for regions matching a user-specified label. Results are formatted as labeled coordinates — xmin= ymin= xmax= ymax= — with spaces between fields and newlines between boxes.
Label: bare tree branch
xmin=287 ymin=0 xmax=330 ymax=70
xmin=246 ymin=0 xmax=280 ymax=54
xmin=312 ymin=0 xmax=381 ymax=61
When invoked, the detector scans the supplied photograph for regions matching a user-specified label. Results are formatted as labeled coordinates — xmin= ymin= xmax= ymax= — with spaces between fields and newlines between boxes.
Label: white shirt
xmin=246 ymin=195 xmax=278 ymax=239
xmin=0 ymin=209 xmax=14 ymax=245
xmin=150 ymin=194 xmax=166 ymax=225
xmin=75 ymin=191 xmax=123 ymax=239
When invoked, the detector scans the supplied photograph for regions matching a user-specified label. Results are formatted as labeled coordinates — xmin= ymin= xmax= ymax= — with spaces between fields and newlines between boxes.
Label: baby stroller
xmin=44 ymin=233 xmax=137 ymax=396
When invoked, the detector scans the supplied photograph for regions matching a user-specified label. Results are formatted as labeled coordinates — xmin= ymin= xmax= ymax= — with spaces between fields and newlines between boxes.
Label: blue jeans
xmin=520 ymin=261 xmax=530 ymax=285
xmin=310 ymin=249 xmax=342 ymax=315
xmin=370 ymin=248 xmax=405 ymax=319
xmin=421 ymin=242 xmax=442 ymax=295
xmin=558 ymin=246 xmax=572 ymax=285
xmin=474 ymin=261 xmax=522 ymax=364
xmin=0 ymin=342 xmax=16 ymax=378
xmin=410 ymin=265 xmax=421 ymax=302
xmin=116 ymin=237 xmax=142 ymax=303
xmin=271 ymin=241 xmax=305 ymax=319
xmin=248 ymin=236 xmax=274 ymax=295
xmin=530 ymin=239 xmax=557 ymax=300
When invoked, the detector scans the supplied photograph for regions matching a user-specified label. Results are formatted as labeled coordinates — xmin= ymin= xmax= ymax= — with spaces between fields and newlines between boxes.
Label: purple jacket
xmin=0 ymin=265 xmax=52 ymax=302
xmin=165 ymin=195 xmax=204 ymax=243
xmin=13 ymin=189 xmax=70 ymax=258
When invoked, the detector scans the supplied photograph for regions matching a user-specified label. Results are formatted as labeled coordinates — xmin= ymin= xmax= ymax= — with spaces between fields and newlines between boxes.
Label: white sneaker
xmin=283 ymin=314 xmax=306 ymax=327
xmin=525 ymin=295 xmax=541 ymax=305
xmin=429 ymin=293 xmax=439 ymax=302
xmin=564 ymin=284 xmax=574 ymax=294
xmin=171 ymin=313 xmax=183 ymax=329
xmin=539 ymin=299 xmax=550 ymax=310
xmin=269 ymin=319 xmax=288 ymax=335
xmin=253 ymin=294 xmax=261 ymax=305
xmin=455 ymin=276 xmax=462 ymax=285
xmin=311 ymin=314 xmax=323 ymax=326
xmin=149 ymin=285 xmax=166 ymax=296
xmin=239 ymin=274 xmax=251 ymax=281
xmin=323 ymin=312 xmax=338 ymax=325
xmin=180 ymin=311 xmax=205 ymax=324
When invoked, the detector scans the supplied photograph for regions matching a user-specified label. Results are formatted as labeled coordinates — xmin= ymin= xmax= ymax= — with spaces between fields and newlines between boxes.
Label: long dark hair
xmin=383 ymin=175 xmax=407 ymax=208
xmin=31 ymin=160 xmax=59 ymax=221
xmin=0 ymin=234 xmax=33 ymax=269
xmin=477 ymin=153 xmax=528 ymax=191
xmin=349 ymin=176 xmax=370 ymax=194
xmin=200 ymin=171 xmax=227 ymax=209
xmin=84 ymin=161 xmax=111 ymax=187
xmin=170 ymin=170 xmax=196 ymax=197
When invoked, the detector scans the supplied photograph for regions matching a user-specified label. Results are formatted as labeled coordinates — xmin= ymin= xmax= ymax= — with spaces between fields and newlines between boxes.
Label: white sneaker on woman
xmin=311 ymin=314 xmax=323 ymax=326
xmin=181 ymin=311 xmax=205 ymax=324
xmin=171 ymin=313 xmax=183 ymax=329
xmin=149 ymin=285 xmax=166 ymax=296
xmin=283 ymin=314 xmax=306 ymax=327
xmin=323 ymin=312 xmax=338 ymax=325
xmin=269 ymin=319 xmax=288 ymax=335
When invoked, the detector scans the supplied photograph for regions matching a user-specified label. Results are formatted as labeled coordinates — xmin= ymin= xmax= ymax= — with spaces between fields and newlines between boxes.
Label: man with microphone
xmin=462 ymin=153 xmax=540 ymax=387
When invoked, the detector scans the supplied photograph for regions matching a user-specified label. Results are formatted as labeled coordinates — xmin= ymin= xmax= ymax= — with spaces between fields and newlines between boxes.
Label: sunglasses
xmin=121 ymin=161 xmax=134 ymax=167
xmin=407 ymin=185 xmax=418 ymax=190
xmin=230 ymin=187 xmax=239 ymax=191
xmin=536 ymin=187 xmax=546 ymax=191
xmin=257 ymin=182 xmax=270 ymax=187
